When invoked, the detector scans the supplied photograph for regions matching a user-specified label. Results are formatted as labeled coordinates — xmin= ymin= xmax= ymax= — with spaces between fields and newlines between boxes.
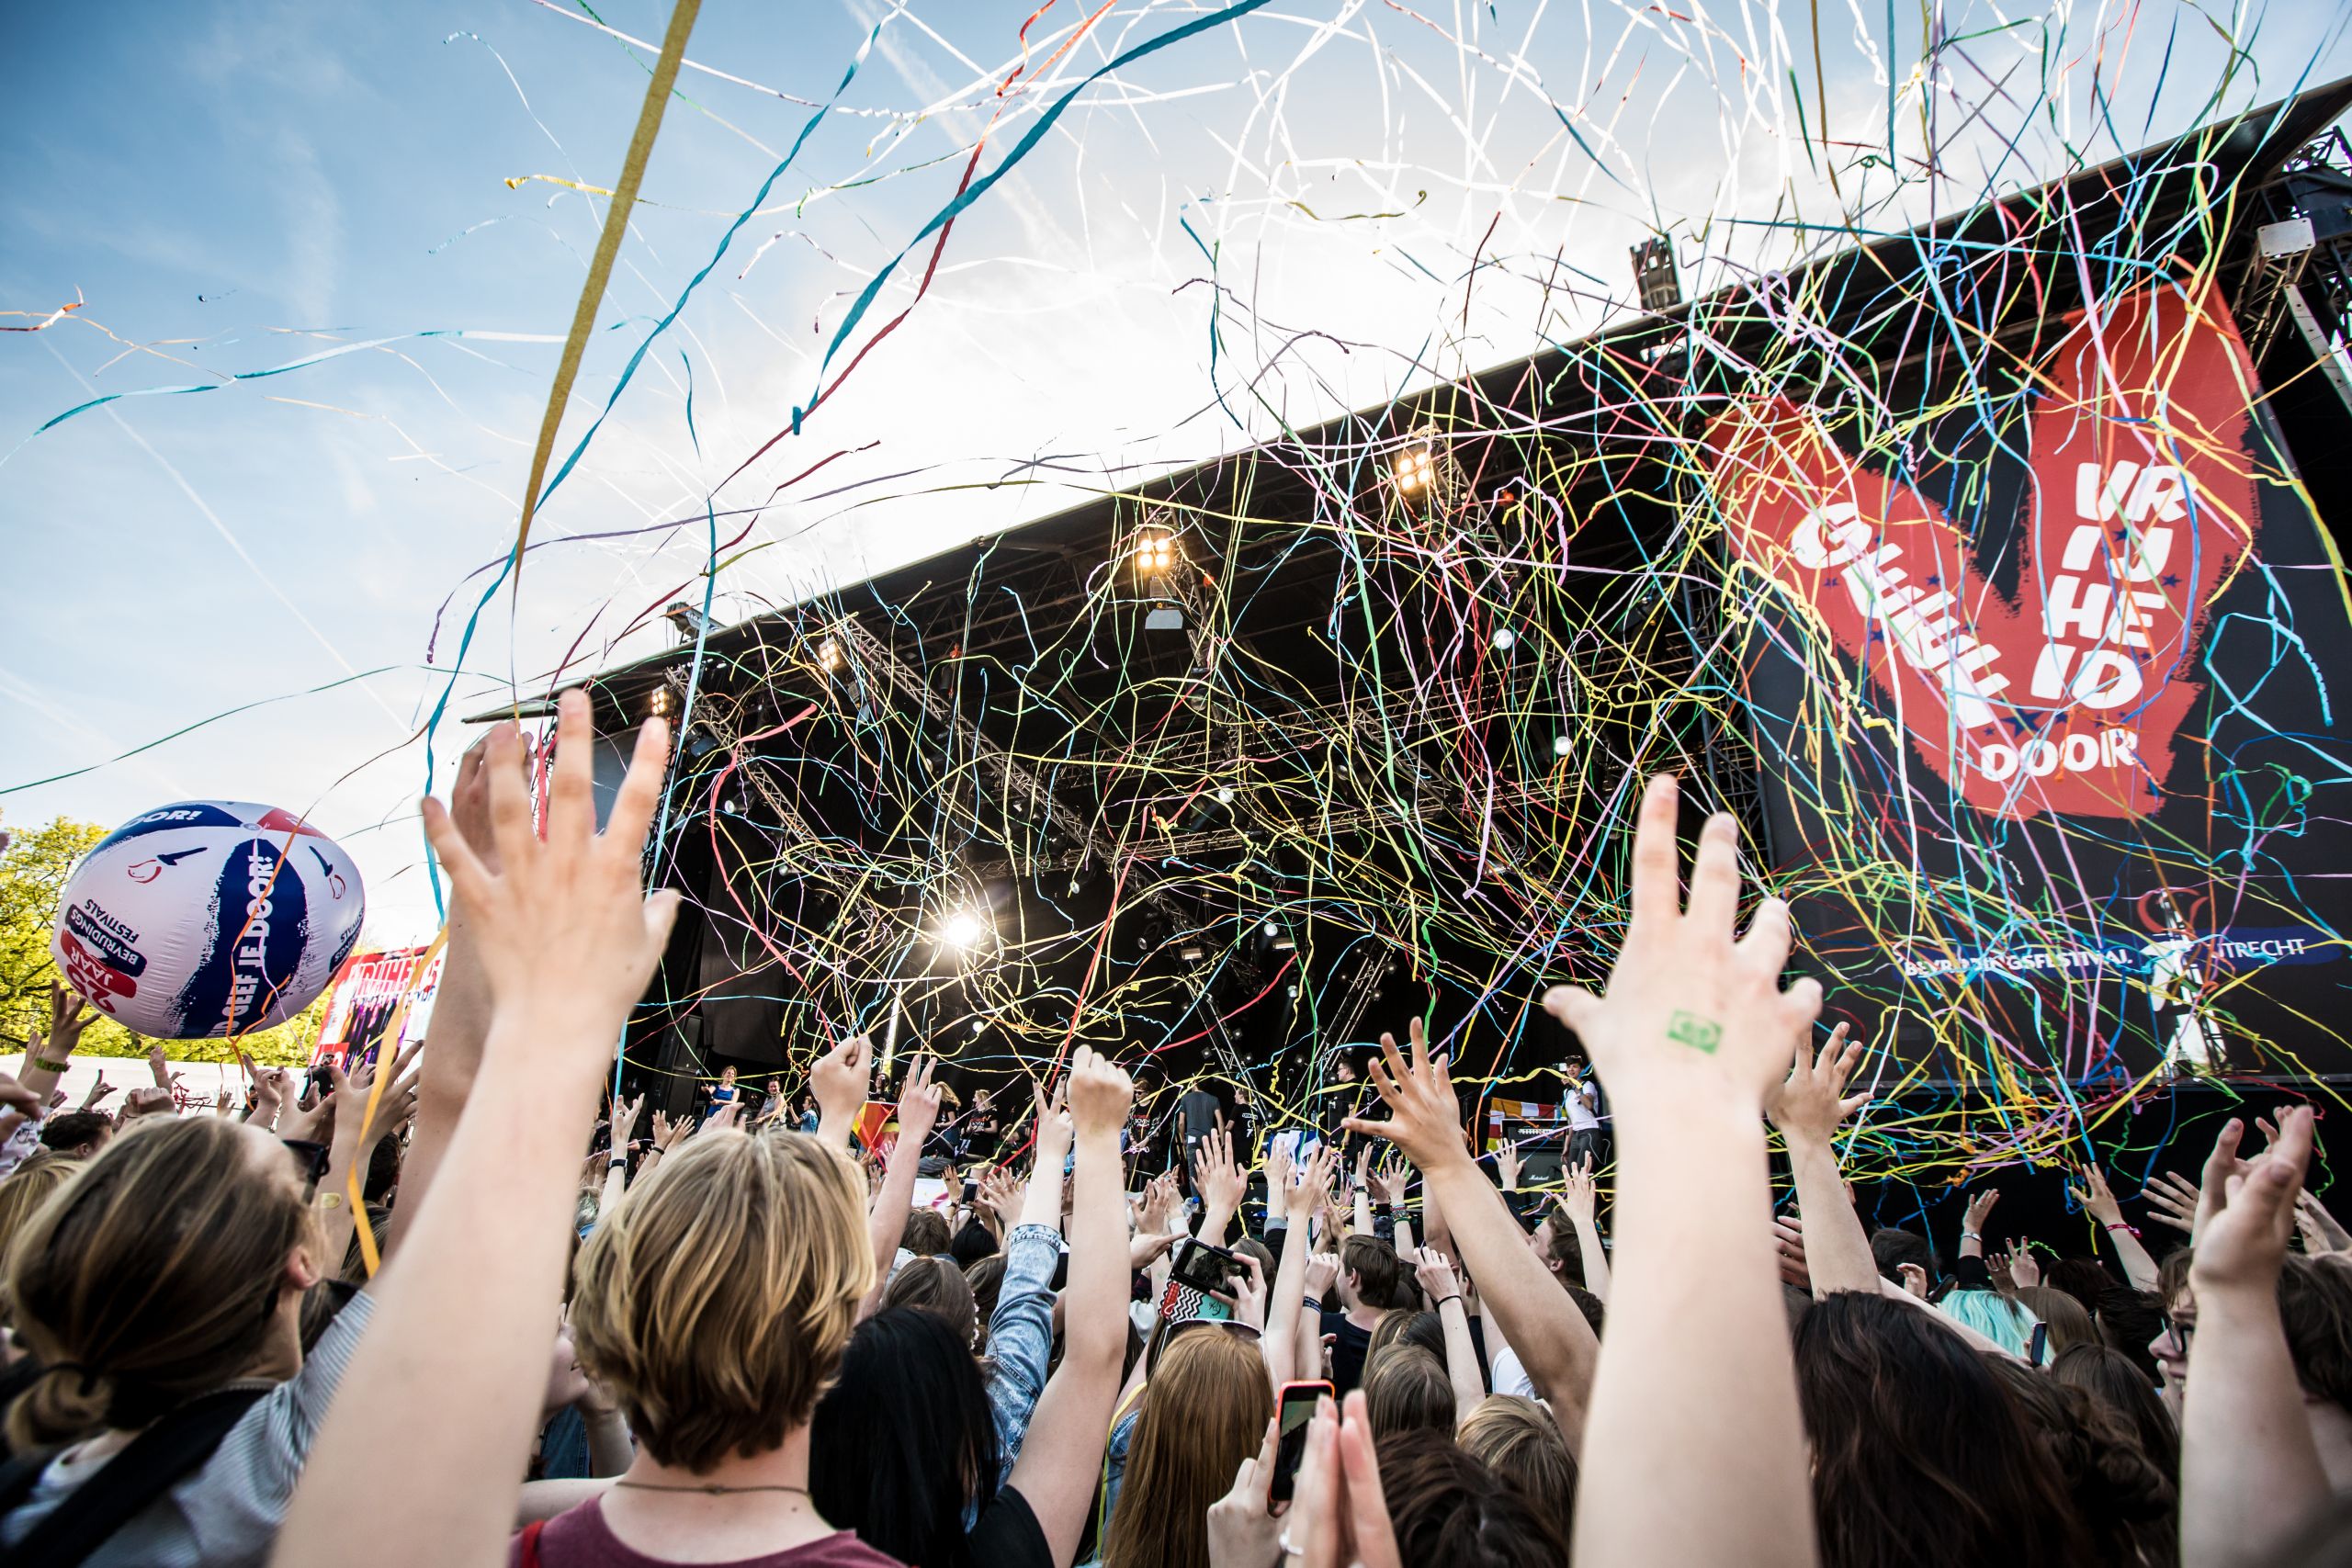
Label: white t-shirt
xmin=1565 ymin=1083 xmax=1600 ymax=1132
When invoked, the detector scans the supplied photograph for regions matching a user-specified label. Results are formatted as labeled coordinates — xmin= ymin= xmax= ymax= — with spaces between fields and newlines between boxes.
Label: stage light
xmin=815 ymin=637 xmax=844 ymax=673
xmin=1272 ymin=934 xmax=1296 ymax=953
xmin=1180 ymin=941 xmax=1205 ymax=962
xmin=1131 ymin=531 xmax=1179 ymax=575
xmin=1263 ymin=920 xmax=1279 ymax=937
xmin=938 ymin=908 xmax=988 ymax=948
xmin=1553 ymin=734 xmax=1572 ymax=757
xmin=970 ymin=1018 xmax=986 ymax=1033
xmin=646 ymin=685 xmax=676 ymax=718
xmin=1492 ymin=627 xmax=1516 ymax=651
xmin=1216 ymin=786 xmax=1237 ymax=805
xmin=1285 ymin=984 xmax=1299 ymax=998
xmin=1394 ymin=446 xmax=1437 ymax=494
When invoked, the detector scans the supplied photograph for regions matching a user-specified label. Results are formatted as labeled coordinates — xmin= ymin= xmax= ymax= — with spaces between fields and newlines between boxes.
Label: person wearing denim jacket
xmin=983 ymin=1220 xmax=1063 ymax=1487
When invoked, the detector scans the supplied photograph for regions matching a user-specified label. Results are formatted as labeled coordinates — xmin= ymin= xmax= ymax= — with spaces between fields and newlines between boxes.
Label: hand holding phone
xmin=1270 ymin=1380 xmax=1332 ymax=1503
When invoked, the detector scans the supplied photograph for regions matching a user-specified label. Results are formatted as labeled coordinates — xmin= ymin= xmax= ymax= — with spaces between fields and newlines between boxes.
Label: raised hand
xmin=1494 ymin=1139 xmax=1521 ymax=1192
xmin=1227 ymin=1250 xmax=1269 ymax=1331
xmin=2296 ymin=1190 xmax=2351 ymax=1255
xmin=2145 ymin=1169 xmax=2203 ymax=1236
xmin=1540 ymin=775 xmax=1817 ymax=1119
xmin=1288 ymin=1392 xmax=1404 ymax=1568
xmin=79 ymin=1074 xmax=116 ymax=1111
xmin=1288 ymin=1145 xmax=1338 ymax=1224
xmin=418 ymin=687 xmax=680 ymax=1100
xmin=606 ymin=1086 xmax=646 ymax=1149
xmin=1029 ymin=1076 xmax=1073 ymax=1177
xmin=1067 ymin=1046 xmax=1135 ymax=1140
xmin=2195 ymin=1109 xmax=2315 ymax=1296
xmin=2068 ymin=1165 xmax=2127 ymax=1227
xmin=1772 ymin=1214 xmax=1811 ymax=1292
xmin=146 ymin=1041 xmax=172 ymax=1088
xmin=1962 ymin=1188 xmax=2000 ymax=1237
xmin=1414 ymin=1247 xmax=1464 ymax=1304
xmin=1265 ymin=1136 xmax=1295 ymax=1207
xmin=810 ymin=1034 xmax=874 ymax=1134
xmin=980 ymin=1164 xmax=1028 ymax=1227
xmin=120 ymin=1085 xmax=175 ymax=1122
xmin=2000 ymin=1239 xmax=2041 ymax=1289
xmin=1560 ymin=1156 xmax=1600 ymax=1230
xmin=897 ymin=1055 xmax=944 ymax=1148
xmin=1205 ymin=1420 xmax=1284 ymax=1568
xmin=705 ymin=1100 xmax=742 ymax=1134
xmin=1765 ymin=1021 xmax=1870 ymax=1148
xmin=1304 ymin=1249 xmax=1341 ymax=1303
xmin=1341 ymin=1019 xmax=1467 ymax=1169
xmin=1370 ymin=1154 xmax=1411 ymax=1206
xmin=1200 ymin=1121 xmax=1247 ymax=1215
xmin=47 ymin=982 xmax=93 ymax=1058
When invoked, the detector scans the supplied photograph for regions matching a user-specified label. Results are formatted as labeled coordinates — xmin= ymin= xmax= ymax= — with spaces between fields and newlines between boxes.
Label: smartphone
xmin=1170 ymin=1238 xmax=1245 ymax=1298
xmin=961 ymin=1178 xmax=980 ymax=1204
xmin=1270 ymin=1380 xmax=1331 ymax=1503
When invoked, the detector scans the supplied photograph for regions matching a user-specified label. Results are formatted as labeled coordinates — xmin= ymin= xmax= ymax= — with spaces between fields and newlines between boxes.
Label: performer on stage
xmin=1565 ymin=1061 xmax=1606 ymax=1172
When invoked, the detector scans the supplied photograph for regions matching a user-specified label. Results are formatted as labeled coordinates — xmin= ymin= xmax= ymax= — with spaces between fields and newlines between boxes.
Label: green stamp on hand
xmin=1667 ymin=1010 xmax=1722 ymax=1054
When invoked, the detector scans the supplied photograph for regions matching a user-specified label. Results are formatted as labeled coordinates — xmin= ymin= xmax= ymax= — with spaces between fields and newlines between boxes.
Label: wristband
xmin=2104 ymin=1221 xmax=2138 ymax=1236
xmin=1433 ymin=1294 xmax=1463 ymax=1309
xmin=1961 ymin=1231 xmax=1981 ymax=1241
xmin=32 ymin=1058 xmax=70 ymax=1074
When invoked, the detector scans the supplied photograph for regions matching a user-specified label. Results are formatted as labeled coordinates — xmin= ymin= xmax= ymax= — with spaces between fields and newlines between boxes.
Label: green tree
xmin=0 ymin=812 xmax=326 ymax=1067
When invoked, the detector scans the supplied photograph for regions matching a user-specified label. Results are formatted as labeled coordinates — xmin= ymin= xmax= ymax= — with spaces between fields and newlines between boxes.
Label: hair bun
xmin=7 ymin=1359 xmax=112 ymax=1449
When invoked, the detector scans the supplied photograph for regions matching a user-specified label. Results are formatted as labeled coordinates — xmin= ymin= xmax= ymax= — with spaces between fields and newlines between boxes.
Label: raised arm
xmin=1007 ymin=1047 xmax=1134 ymax=1568
xmin=1557 ymin=1158 xmax=1611 ymax=1301
xmin=2181 ymin=1109 xmax=2330 ymax=1568
xmin=380 ymin=727 xmax=504 ymax=1265
xmin=1264 ymin=1145 xmax=1335 ymax=1392
xmin=1193 ymin=1119 xmax=1245 ymax=1246
xmin=314 ymin=1043 xmax=422 ymax=1269
xmin=1539 ymin=774 xmax=1819 ymax=1568
xmin=2070 ymin=1166 xmax=2161 ymax=1292
xmin=810 ymin=1033 xmax=873 ymax=1153
xmin=861 ymin=1055 xmax=941 ymax=1305
xmin=1414 ymin=1247 xmax=1485 ymax=1422
xmin=274 ymin=689 xmax=681 ymax=1568
xmin=1764 ymin=1023 xmax=1879 ymax=1298
xmin=1345 ymin=1020 xmax=1600 ymax=1452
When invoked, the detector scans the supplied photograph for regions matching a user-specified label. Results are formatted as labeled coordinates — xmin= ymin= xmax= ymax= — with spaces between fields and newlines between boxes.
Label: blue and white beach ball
xmin=51 ymin=802 xmax=367 ymax=1039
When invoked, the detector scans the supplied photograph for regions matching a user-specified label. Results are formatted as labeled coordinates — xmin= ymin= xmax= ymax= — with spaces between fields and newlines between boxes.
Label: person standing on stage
xmin=701 ymin=1064 xmax=740 ymax=1124
xmin=1564 ymin=1061 xmax=1605 ymax=1172
xmin=962 ymin=1089 xmax=1001 ymax=1164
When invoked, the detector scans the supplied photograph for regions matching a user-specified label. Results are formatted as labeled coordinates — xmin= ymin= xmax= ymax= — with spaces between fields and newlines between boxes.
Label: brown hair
xmin=2015 ymin=1286 xmax=2097 ymax=1357
xmin=965 ymin=1253 xmax=1007 ymax=1337
xmin=2051 ymin=1344 xmax=2179 ymax=1487
xmin=1102 ymin=1327 xmax=1273 ymax=1568
xmin=1539 ymin=1209 xmax=1582 ymax=1282
xmin=1365 ymin=1307 xmax=1421 ymax=1365
xmin=1341 ymin=1235 xmax=1400 ymax=1308
xmin=1456 ymin=1395 xmax=1577 ymax=1523
xmin=571 ymin=1129 xmax=872 ymax=1473
xmin=2280 ymin=1254 xmax=2352 ymax=1408
xmin=900 ymin=1207 xmax=952 ymax=1258
xmin=1363 ymin=1346 xmax=1454 ymax=1441
xmin=1374 ymin=1427 xmax=1570 ymax=1566
xmin=882 ymin=1256 xmax=980 ymax=1350
xmin=6 ymin=1117 xmax=316 ymax=1448
xmin=1990 ymin=1357 xmax=2175 ymax=1568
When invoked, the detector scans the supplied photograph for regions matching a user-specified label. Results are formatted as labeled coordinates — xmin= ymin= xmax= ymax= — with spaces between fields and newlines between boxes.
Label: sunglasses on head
xmin=282 ymin=1139 xmax=331 ymax=1201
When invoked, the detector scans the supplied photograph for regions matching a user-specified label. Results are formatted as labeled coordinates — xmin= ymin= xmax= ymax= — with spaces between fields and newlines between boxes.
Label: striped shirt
xmin=0 ymin=1290 xmax=376 ymax=1567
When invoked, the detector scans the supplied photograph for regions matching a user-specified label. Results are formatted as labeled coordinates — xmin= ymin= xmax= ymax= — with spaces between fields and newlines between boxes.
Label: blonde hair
xmin=570 ymin=1128 xmax=872 ymax=1473
xmin=1103 ymin=1328 xmax=1274 ymax=1568
xmin=0 ymin=1156 xmax=83 ymax=1284
xmin=1457 ymin=1394 xmax=1577 ymax=1520
xmin=6 ymin=1117 xmax=317 ymax=1449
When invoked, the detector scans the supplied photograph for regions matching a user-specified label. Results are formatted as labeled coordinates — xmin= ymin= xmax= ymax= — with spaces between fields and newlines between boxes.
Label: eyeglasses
xmin=2161 ymin=1312 xmax=2198 ymax=1348
xmin=282 ymin=1138 xmax=331 ymax=1201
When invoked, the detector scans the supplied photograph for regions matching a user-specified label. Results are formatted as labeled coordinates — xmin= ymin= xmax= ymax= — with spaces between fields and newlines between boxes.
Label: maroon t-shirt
xmin=514 ymin=1498 xmax=906 ymax=1568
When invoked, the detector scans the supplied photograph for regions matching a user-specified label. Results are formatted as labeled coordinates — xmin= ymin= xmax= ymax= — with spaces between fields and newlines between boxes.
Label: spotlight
xmin=1131 ymin=531 xmax=1179 ymax=575
xmin=1216 ymin=786 xmax=1237 ymax=805
xmin=646 ymin=685 xmax=676 ymax=718
xmin=815 ymin=637 xmax=844 ymax=673
xmin=938 ymin=909 xmax=988 ymax=949
xmin=970 ymin=1019 xmax=986 ymax=1034
xmin=1492 ymin=628 xmax=1516 ymax=651
xmin=1553 ymin=734 xmax=1572 ymax=758
xmin=1262 ymin=920 xmax=1279 ymax=937
xmin=1394 ymin=446 xmax=1437 ymax=494
xmin=1285 ymin=984 xmax=1299 ymax=998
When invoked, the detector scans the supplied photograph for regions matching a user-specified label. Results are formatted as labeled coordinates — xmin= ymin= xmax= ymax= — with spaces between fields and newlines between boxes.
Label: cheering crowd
xmin=0 ymin=692 xmax=2346 ymax=1567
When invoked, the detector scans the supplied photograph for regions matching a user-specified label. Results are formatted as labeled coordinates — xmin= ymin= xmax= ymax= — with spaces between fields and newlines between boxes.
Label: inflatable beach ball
xmin=51 ymin=802 xmax=367 ymax=1039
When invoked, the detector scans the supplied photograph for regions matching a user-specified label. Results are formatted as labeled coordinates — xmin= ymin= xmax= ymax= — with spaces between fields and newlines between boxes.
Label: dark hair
xmin=1342 ymin=1235 xmax=1401 ymax=1308
xmin=2280 ymin=1256 xmax=2352 ymax=1409
xmin=1374 ymin=1428 xmax=1570 ymax=1566
xmin=1795 ymin=1291 xmax=2092 ymax=1568
xmin=949 ymin=1218 xmax=997 ymax=1271
xmin=900 ymin=1208 xmax=952 ymax=1258
xmin=362 ymin=1135 xmax=402 ymax=1205
xmin=1396 ymin=1311 xmax=1448 ymax=1363
xmin=2015 ymin=1287 xmax=2097 ymax=1357
xmin=2052 ymin=1344 xmax=2179 ymax=1486
xmin=36 ymin=1113 xmax=109 ymax=1154
xmin=879 ymin=1257 xmax=979 ymax=1351
xmin=1538 ymin=1210 xmax=1581 ymax=1281
xmin=1363 ymin=1346 xmax=1455 ymax=1441
xmin=1870 ymin=1227 xmax=1937 ymax=1287
xmin=809 ymin=1307 xmax=999 ymax=1568
xmin=2097 ymin=1286 xmax=2166 ymax=1384
xmin=1990 ymin=1357 xmax=2176 ymax=1568
xmin=1565 ymin=1282 xmax=1606 ymax=1336
xmin=1232 ymin=1236 xmax=1275 ymax=1281
xmin=2044 ymin=1257 xmax=2113 ymax=1314
xmin=965 ymin=1253 xmax=1008 ymax=1339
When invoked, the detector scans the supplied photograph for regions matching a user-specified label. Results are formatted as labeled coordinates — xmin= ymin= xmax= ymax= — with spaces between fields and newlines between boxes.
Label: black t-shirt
xmin=1319 ymin=1308 xmax=1376 ymax=1396
xmin=967 ymin=1483 xmax=1050 ymax=1568
xmin=964 ymin=1112 xmax=1000 ymax=1161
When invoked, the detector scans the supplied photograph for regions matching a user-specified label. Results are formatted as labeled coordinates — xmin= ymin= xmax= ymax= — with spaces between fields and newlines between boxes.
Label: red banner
xmin=1705 ymin=279 xmax=2263 ymax=819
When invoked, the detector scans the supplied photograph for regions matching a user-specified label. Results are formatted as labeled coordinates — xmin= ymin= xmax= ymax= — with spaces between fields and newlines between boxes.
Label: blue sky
xmin=5 ymin=0 xmax=2348 ymax=942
